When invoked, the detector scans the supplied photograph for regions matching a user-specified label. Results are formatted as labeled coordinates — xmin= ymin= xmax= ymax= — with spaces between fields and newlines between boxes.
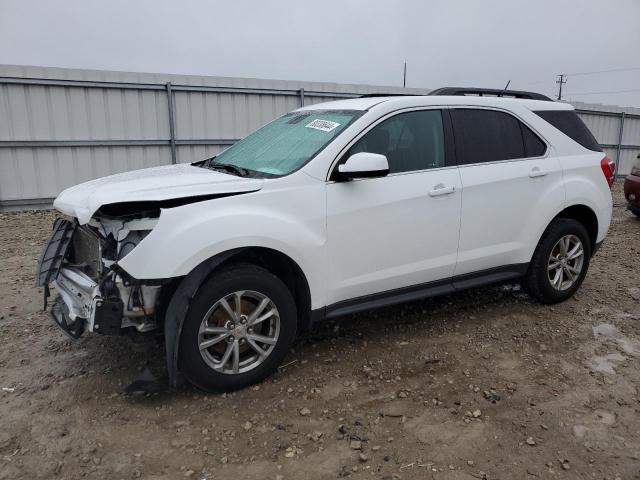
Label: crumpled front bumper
xmin=49 ymin=265 xmax=128 ymax=338
xmin=50 ymin=267 xmax=101 ymax=338
xmin=54 ymin=266 xmax=100 ymax=321
xmin=36 ymin=218 xmax=98 ymax=337
xmin=36 ymin=218 xmax=124 ymax=338
xmin=50 ymin=295 xmax=84 ymax=339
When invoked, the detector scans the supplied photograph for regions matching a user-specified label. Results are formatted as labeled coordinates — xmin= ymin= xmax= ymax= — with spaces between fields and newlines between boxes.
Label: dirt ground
xmin=1 ymin=185 xmax=639 ymax=480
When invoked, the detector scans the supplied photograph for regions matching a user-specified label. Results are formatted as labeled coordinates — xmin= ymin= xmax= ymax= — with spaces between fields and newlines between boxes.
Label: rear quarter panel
xmin=559 ymin=151 xmax=613 ymax=242
xmin=523 ymin=107 xmax=613 ymax=244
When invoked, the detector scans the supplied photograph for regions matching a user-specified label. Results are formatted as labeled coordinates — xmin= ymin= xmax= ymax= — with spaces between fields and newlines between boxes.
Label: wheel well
xmin=216 ymin=247 xmax=312 ymax=332
xmin=555 ymin=205 xmax=598 ymax=251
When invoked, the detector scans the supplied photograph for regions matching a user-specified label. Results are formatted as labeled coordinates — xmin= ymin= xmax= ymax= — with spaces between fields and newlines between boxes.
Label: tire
xmin=178 ymin=263 xmax=297 ymax=392
xmin=523 ymin=218 xmax=592 ymax=304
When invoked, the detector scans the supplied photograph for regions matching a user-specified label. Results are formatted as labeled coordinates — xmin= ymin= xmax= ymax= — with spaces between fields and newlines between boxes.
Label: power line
xmin=495 ymin=66 xmax=640 ymax=92
xmin=514 ymin=66 xmax=640 ymax=87
xmin=564 ymin=88 xmax=640 ymax=96
xmin=565 ymin=66 xmax=640 ymax=77
xmin=515 ymin=66 xmax=640 ymax=93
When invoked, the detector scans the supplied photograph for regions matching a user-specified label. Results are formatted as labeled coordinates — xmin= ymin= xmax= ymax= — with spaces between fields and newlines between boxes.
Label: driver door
xmin=325 ymin=109 xmax=462 ymax=308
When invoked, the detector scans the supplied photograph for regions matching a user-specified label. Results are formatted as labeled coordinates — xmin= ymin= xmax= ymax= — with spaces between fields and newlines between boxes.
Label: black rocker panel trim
xmin=317 ymin=263 xmax=529 ymax=321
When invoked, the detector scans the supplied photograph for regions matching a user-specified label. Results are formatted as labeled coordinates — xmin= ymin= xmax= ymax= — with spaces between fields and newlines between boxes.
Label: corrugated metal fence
xmin=1 ymin=65 xmax=639 ymax=210
xmin=573 ymin=105 xmax=640 ymax=178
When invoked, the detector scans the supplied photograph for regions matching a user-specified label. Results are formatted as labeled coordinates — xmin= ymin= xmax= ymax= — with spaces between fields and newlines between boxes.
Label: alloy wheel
xmin=547 ymin=234 xmax=584 ymax=291
xmin=198 ymin=290 xmax=280 ymax=374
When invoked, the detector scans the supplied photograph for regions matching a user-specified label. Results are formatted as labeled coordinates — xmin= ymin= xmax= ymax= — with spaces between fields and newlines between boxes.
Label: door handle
xmin=428 ymin=183 xmax=456 ymax=197
xmin=529 ymin=166 xmax=548 ymax=178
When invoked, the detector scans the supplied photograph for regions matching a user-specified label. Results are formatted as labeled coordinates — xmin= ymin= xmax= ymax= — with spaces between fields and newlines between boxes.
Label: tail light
xmin=600 ymin=156 xmax=616 ymax=188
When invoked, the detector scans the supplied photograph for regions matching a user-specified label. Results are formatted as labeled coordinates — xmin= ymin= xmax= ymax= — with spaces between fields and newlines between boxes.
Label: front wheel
xmin=178 ymin=264 xmax=297 ymax=392
xmin=523 ymin=218 xmax=591 ymax=304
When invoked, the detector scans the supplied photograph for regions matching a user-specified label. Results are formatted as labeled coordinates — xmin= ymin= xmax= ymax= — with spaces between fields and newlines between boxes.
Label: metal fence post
xmin=299 ymin=88 xmax=305 ymax=107
xmin=616 ymin=112 xmax=626 ymax=176
xmin=166 ymin=82 xmax=177 ymax=164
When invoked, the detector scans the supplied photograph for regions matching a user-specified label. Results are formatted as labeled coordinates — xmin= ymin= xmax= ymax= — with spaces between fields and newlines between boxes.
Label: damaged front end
xmin=36 ymin=210 xmax=164 ymax=340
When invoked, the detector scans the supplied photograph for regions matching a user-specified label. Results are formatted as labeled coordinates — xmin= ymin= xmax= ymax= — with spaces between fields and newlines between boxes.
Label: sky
xmin=1 ymin=0 xmax=640 ymax=107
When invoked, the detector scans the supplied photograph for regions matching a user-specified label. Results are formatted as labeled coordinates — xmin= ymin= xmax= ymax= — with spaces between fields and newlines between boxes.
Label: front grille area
xmin=69 ymin=226 xmax=103 ymax=280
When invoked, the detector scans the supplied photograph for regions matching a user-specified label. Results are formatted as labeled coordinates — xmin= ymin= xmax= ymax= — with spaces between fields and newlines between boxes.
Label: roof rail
xmin=429 ymin=87 xmax=552 ymax=101
xmin=359 ymin=93 xmax=420 ymax=98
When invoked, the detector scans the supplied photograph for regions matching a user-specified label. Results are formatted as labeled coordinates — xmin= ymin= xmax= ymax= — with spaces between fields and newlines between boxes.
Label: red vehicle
xmin=624 ymin=154 xmax=640 ymax=217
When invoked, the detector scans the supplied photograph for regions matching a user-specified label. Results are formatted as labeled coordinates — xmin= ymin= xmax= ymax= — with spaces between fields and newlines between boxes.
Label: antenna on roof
xmin=504 ymin=80 xmax=511 ymax=90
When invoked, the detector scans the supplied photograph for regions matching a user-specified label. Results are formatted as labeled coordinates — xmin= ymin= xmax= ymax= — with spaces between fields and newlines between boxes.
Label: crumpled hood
xmin=54 ymin=163 xmax=264 ymax=224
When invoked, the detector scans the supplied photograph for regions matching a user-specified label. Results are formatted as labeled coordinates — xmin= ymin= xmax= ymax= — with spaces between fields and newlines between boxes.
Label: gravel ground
xmin=1 ymin=184 xmax=639 ymax=480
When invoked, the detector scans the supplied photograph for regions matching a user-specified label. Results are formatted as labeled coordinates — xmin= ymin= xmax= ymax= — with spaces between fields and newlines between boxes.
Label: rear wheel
xmin=523 ymin=218 xmax=591 ymax=304
xmin=179 ymin=264 xmax=297 ymax=392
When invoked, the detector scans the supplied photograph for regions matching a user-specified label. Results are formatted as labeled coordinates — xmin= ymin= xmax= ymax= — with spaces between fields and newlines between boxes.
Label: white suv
xmin=37 ymin=88 xmax=614 ymax=392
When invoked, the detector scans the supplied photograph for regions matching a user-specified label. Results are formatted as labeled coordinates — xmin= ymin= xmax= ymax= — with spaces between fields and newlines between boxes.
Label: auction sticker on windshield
xmin=305 ymin=119 xmax=341 ymax=132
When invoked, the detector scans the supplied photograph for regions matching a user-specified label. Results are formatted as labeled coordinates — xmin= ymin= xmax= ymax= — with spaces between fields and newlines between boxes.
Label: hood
xmin=54 ymin=163 xmax=264 ymax=224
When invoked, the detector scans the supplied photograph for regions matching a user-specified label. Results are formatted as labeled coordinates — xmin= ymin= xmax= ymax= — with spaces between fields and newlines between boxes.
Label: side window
xmin=347 ymin=110 xmax=445 ymax=174
xmin=533 ymin=110 xmax=601 ymax=152
xmin=521 ymin=123 xmax=546 ymax=157
xmin=450 ymin=109 xmax=524 ymax=164
xmin=450 ymin=109 xmax=547 ymax=165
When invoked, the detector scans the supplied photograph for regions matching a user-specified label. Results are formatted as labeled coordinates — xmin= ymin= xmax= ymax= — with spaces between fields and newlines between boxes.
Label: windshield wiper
xmin=204 ymin=160 xmax=250 ymax=177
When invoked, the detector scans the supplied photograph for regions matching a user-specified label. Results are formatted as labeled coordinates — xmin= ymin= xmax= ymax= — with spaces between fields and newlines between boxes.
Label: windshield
xmin=206 ymin=110 xmax=362 ymax=176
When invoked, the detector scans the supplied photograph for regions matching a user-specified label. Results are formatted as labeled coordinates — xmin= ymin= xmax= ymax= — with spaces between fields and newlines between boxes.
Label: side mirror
xmin=337 ymin=152 xmax=389 ymax=180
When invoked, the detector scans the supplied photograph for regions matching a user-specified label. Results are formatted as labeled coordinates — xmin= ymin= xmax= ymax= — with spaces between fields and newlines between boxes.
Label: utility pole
xmin=403 ymin=61 xmax=407 ymax=88
xmin=556 ymin=74 xmax=567 ymax=100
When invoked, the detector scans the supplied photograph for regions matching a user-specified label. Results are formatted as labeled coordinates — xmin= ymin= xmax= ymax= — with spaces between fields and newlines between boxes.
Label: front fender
xmin=118 ymin=184 xmax=327 ymax=308
xmin=163 ymin=250 xmax=238 ymax=389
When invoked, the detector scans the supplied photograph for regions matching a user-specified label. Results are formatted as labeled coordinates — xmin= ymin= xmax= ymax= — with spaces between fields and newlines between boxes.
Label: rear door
xmin=450 ymin=108 xmax=565 ymax=277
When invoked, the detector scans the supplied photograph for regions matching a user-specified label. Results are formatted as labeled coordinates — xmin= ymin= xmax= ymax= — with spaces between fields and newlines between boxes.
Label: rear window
xmin=534 ymin=110 xmax=602 ymax=152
